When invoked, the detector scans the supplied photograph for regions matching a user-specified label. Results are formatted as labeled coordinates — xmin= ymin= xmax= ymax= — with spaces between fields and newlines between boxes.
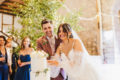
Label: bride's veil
xmin=71 ymin=29 xmax=101 ymax=79
xmin=71 ymin=29 xmax=89 ymax=56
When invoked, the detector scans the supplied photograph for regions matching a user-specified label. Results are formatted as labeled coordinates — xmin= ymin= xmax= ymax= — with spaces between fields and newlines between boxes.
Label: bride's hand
xmin=47 ymin=60 xmax=59 ymax=66
xmin=19 ymin=62 xmax=25 ymax=67
xmin=18 ymin=60 xmax=21 ymax=65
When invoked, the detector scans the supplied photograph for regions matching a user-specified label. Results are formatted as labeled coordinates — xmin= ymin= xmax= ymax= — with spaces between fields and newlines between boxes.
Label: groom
xmin=36 ymin=19 xmax=66 ymax=80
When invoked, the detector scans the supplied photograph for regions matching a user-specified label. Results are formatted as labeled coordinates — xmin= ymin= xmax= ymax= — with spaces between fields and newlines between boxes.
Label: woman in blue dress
xmin=0 ymin=35 xmax=8 ymax=80
xmin=15 ymin=37 xmax=34 ymax=80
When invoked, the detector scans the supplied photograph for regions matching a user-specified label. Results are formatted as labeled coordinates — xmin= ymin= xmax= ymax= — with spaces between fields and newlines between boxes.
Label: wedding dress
xmin=51 ymin=30 xmax=101 ymax=80
xmin=59 ymin=44 xmax=101 ymax=80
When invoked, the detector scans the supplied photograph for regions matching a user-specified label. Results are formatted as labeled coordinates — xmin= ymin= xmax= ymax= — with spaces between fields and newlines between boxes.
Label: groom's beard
xmin=45 ymin=31 xmax=53 ymax=38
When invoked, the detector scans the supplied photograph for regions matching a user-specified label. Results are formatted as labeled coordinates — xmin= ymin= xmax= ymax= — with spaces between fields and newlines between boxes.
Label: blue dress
xmin=0 ymin=50 xmax=8 ymax=80
xmin=14 ymin=55 xmax=31 ymax=80
xmin=10 ymin=52 xmax=19 ymax=80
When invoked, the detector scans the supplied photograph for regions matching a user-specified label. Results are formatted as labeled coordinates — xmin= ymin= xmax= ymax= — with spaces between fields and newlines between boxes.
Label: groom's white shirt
xmin=46 ymin=36 xmax=55 ymax=55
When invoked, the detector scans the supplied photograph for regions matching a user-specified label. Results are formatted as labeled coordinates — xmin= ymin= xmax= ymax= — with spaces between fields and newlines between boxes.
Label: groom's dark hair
xmin=41 ymin=19 xmax=53 ymax=28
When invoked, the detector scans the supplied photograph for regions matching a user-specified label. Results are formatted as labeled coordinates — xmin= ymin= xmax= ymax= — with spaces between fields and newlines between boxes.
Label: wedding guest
xmin=6 ymin=37 xmax=18 ymax=80
xmin=0 ymin=35 xmax=9 ymax=80
xmin=15 ymin=37 xmax=34 ymax=80
xmin=6 ymin=38 xmax=13 ymax=76
xmin=10 ymin=47 xmax=18 ymax=80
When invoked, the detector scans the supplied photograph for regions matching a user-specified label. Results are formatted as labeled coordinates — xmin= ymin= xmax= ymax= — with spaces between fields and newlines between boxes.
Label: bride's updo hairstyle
xmin=57 ymin=23 xmax=73 ymax=39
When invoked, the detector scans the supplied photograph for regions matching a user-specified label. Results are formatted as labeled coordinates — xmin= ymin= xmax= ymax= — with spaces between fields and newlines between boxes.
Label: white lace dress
xmin=58 ymin=48 xmax=101 ymax=80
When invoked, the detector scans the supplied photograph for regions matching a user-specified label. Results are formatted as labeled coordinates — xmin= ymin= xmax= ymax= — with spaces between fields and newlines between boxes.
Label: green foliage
xmin=10 ymin=0 xmax=82 ymax=50
xmin=14 ymin=0 xmax=63 ymax=25
xmin=10 ymin=0 xmax=63 ymax=49
xmin=55 ymin=10 xmax=83 ymax=32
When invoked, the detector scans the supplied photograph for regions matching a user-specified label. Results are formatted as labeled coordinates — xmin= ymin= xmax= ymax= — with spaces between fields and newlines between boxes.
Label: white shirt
xmin=6 ymin=47 xmax=12 ymax=66
xmin=47 ymin=36 xmax=55 ymax=55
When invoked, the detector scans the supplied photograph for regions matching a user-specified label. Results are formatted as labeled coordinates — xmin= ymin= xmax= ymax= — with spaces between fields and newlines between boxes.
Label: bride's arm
xmin=56 ymin=45 xmax=61 ymax=55
xmin=70 ymin=39 xmax=85 ymax=65
xmin=74 ymin=39 xmax=83 ymax=52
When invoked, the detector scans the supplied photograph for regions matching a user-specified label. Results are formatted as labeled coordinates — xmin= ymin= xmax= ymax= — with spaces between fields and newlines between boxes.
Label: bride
xmin=49 ymin=23 xmax=101 ymax=80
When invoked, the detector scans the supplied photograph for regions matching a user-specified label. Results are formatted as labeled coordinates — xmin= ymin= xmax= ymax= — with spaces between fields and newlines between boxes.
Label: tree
xmin=10 ymin=0 xmax=81 ymax=50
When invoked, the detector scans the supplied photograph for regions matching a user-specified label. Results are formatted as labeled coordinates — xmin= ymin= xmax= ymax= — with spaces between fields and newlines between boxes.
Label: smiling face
xmin=57 ymin=23 xmax=73 ymax=41
xmin=6 ymin=38 xmax=12 ymax=47
xmin=0 ymin=38 xmax=5 ymax=46
xmin=58 ymin=26 xmax=68 ymax=41
xmin=23 ymin=38 xmax=30 ymax=48
xmin=42 ymin=22 xmax=53 ymax=38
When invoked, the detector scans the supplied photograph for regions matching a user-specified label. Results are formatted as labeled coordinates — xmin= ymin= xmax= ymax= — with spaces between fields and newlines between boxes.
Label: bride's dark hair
xmin=57 ymin=23 xmax=73 ymax=39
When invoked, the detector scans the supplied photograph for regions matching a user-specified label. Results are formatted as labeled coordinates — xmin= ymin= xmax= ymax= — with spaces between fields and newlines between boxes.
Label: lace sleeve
xmin=72 ymin=51 xmax=85 ymax=67
xmin=60 ymin=51 xmax=84 ymax=71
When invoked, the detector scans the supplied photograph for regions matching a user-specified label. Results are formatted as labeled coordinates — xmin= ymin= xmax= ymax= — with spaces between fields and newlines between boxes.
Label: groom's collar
xmin=46 ymin=35 xmax=57 ymax=40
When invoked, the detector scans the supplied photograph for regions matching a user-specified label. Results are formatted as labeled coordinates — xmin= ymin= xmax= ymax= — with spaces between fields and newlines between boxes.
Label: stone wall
xmin=58 ymin=0 xmax=100 ymax=55
xmin=101 ymin=0 xmax=115 ymax=63
xmin=58 ymin=0 xmax=118 ymax=63
xmin=112 ymin=0 xmax=120 ymax=64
